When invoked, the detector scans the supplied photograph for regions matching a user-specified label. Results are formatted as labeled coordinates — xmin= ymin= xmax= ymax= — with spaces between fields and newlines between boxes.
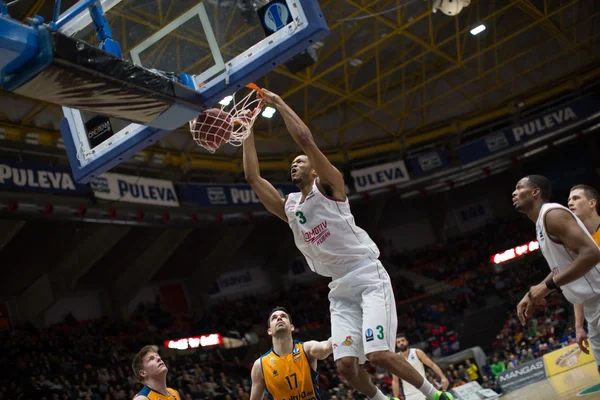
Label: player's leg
xmin=584 ymin=301 xmax=600 ymax=374
xmin=362 ymin=263 xmax=450 ymax=400
xmin=330 ymin=294 xmax=380 ymax=397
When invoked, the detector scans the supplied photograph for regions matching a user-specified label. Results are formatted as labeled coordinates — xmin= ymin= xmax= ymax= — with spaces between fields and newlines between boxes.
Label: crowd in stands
xmin=0 ymin=214 xmax=584 ymax=400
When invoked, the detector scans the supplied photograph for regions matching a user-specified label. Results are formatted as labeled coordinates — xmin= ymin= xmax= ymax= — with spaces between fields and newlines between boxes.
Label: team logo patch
xmin=365 ymin=328 xmax=374 ymax=342
xmin=293 ymin=347 xmax=300 ymax=356
xmin=270 ymin=357 xmax=275 ymax=366
xmin=342 ymin=336 xmax=353 ymax=346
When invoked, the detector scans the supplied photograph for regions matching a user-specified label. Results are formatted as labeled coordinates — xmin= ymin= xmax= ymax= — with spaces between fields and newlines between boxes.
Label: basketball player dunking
xmin=132 ymin=345 xmax=181 ymax=400
xmin=568 ymin=184 xmax=600 ymax=371
xmin=243 ymin=89 xmax=452 ymax=400
xmin=513 ymin=176 xmax=600 ymax=375
xmin=392 ymin=335 xmax=449 ymax=400
xmin=250 ymin=307 xmax=332 ymax=400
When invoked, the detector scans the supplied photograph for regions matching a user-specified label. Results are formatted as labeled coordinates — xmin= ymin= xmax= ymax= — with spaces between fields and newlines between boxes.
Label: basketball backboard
xmin=57 ymin=0 xmax=328 ymax=183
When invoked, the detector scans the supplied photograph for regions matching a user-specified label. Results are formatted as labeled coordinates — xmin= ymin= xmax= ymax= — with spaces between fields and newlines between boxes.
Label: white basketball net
xmin=189 ymin=83 xmax=265 ymax=153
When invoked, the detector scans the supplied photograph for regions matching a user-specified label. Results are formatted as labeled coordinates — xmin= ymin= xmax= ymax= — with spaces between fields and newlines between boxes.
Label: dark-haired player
xmin=250 ymin=307 xmax=332 ymax=400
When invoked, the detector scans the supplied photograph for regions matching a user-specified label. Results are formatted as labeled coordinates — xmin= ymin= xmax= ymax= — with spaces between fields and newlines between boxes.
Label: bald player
xmin=568 ymin=184 xmax=600 ymax=370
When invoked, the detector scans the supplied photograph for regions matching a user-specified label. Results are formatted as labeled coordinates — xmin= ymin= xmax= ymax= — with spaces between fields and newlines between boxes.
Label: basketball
xmin=191 ymin=108 xmax=233 ymax=151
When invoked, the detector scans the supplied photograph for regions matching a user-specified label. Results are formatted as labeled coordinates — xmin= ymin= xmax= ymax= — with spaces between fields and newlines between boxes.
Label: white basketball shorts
xmin=328 ymin=259 xmax=397 ymax=364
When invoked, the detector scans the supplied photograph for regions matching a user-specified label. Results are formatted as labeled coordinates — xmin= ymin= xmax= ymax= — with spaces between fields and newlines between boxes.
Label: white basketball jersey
xmin=284 ymin=179 xmax=380 ymax=278
xmin=400 ymin=349 xmax=425 ymax=397
xmin=536 ymin=203 xmax=600 ymax=304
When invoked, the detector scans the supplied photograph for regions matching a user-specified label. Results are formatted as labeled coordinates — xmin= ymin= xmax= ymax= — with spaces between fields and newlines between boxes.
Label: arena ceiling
xmin=0 ymin=0 xmax=599 ymax=181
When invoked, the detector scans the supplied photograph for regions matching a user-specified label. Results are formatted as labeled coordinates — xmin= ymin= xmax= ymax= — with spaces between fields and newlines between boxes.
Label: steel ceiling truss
xmin=0 ymin=0 xmax=598 ymax=174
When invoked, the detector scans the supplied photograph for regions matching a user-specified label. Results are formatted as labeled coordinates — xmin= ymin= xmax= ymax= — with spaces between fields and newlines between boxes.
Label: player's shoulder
xmin=133 ymin=396 xmax=148 ymax=400
xmin=167 ymin=388 xmax=181 ymax=400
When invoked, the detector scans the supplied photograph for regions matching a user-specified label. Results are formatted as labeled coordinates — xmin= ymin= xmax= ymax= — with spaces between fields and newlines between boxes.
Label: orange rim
xmin=246 ymin=83 xmax=264 ymax=98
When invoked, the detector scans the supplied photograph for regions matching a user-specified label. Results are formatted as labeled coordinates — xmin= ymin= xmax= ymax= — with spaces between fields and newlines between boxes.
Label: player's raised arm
xmin=250 ymin=359 xmax=266 ymax=400
xmin=243 ymin=130 xmax=287 ymax=222
xmin=303 ymin=337 xmax=333 ymax=361
xmin=261 ymin=89 xmax=345 ymax=198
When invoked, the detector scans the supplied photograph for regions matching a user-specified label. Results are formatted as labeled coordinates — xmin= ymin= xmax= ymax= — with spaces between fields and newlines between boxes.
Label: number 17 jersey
xmin=284 ymin=179 xmax=380 ymax=279
xmin=261 ymin=341 xmax=320 ymax=400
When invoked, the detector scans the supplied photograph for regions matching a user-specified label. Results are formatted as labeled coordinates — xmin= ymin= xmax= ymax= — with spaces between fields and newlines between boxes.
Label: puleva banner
xmin=457 ymin=94 xmax=600 ymax=165
xmin=543 ymin=343 xmax=596 ymax=377
xmin=177 ymin=183 xmax=298 ymax=207
xmin=0 ymin=161 xmax=88 ymax=194
xmin=90 ymin=173 xmax=179 ymax=207
xmin=350 ymin=159 xmax=410 ymax=192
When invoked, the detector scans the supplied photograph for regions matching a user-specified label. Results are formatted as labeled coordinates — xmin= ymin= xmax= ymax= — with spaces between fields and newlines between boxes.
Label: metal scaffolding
xmin=0 ymin=0 xmax=598 ymax=176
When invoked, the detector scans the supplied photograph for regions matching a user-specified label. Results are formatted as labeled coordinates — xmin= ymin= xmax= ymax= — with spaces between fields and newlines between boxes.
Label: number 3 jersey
xmin=284 ymin=179 xmax=380 ymax=279
xmin=261 ymin=341 xmax=319 ymax=400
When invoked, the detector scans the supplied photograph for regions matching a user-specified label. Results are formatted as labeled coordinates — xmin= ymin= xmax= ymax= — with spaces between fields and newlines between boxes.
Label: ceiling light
xmin=470 ymin=24 xmax=486 ymax=35
xmin=219 ymin=95 xmax=233 ymax=106
xmin=348 ymin=58 xmax=363 ymax=67
xmin=262 ymin=107 xmax=276 ymax=119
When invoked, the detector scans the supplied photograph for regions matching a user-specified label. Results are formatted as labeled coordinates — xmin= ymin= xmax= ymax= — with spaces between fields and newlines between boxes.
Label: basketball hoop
xmin=189 ymin=83 xmax=265 ymax=153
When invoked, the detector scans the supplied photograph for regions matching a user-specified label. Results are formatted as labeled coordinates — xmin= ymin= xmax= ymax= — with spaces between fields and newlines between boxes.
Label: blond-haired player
xmin=568 ymin=184 xmax=600 ymax=372
xmin=132 ymin=345 xmax=181 ymax=400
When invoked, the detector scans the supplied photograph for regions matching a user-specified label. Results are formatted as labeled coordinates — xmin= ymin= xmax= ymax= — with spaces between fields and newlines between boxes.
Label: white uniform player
xmin=243 ymin=88 xmax=451 ymax=400
xmin=535 ymin=202 xmax=600 ymax=364
xmin=401 ymin=349 xmax=426 ymax=400
xmin=393 ymin=336 xmax=449 ymax=400
xmin=513 ymin=175 xmax=600 ymax=368
xmin=284 ymin=179 xmax=396 ymax=363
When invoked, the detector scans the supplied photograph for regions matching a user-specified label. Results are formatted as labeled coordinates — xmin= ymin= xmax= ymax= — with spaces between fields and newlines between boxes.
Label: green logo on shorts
xmin=376 ymin=325 xmax=384 ymax=340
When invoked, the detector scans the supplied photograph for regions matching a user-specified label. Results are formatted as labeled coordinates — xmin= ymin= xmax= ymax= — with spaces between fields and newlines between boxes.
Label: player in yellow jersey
xmin=568 ymin=184 xmax=600 ymax=373
xmin=132 ymin=345 xmax=181 ymax=400
xmin=250 ymin=307 xmax=332 ymax=400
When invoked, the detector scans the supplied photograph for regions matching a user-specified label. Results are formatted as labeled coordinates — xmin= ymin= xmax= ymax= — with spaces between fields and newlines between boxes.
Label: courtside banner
xmin=177 ymin=183 xmax=298 ymax=207
xmin=90 ymin=173 xmax=179 ymax=207
xmin=497 ymin=358 xmax=546 ymax=393
xmin=0 ymin=161 xmax=88 ymax=194
xmin=543 ymin=343 xmax=596 ymax=377
xmin=351 ymin=159 xmax=410 ymax=192
xmin=406 ymin=148 xmax=449 ymax=177
xmin=457 ymin=94 xmax=600 ymax=165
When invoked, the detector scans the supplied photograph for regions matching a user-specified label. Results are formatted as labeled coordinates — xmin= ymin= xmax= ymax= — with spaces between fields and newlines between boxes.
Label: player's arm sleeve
xmin=243 ymin=130 xmax=287 ymax=222
xmin=250 ymin=359 xmax=266 ymax=400
xmin=303 ymin=338 xmax=333 ymax=361
xmin=416 ymin=349 xmax=447 ymax=381
xmin=545 ymin=209 xmax=600 ymax=287
xmin=271 ymin=97 xmax=345 ymax=197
